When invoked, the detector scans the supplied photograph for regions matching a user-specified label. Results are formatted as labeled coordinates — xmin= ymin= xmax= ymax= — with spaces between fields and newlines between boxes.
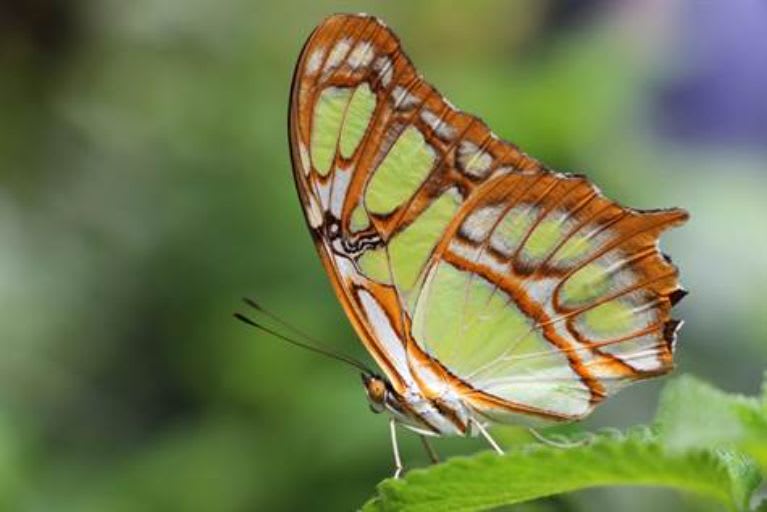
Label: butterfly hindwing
xmin=289 ymin=14 xmax=688 ymax=422
xmin=410 ymin=170 xmax=687 ymax=421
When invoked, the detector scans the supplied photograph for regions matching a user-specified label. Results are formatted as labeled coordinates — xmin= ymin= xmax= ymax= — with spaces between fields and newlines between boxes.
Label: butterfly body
xmin=288 ymin=13 xmax=688 ymax=452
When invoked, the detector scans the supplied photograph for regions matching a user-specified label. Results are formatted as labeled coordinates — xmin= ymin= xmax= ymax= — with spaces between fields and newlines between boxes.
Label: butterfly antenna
xmin=243 ymin=298 xmax=331 ymax=349
xmin=234 ymin=299 xmax=374 ymax=374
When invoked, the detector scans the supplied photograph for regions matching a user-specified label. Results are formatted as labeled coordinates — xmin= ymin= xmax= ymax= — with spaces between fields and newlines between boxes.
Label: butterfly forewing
xmin=289 ymin=14 xmax=688 ymax=423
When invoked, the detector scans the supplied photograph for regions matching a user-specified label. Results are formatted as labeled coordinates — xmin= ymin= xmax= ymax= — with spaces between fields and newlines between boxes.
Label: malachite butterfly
xmin=287 ymin=13 xmax=687 ymax=474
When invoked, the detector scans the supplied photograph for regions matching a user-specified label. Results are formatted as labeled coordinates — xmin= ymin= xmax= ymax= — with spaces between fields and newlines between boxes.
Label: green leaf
xmin=363 ymin=374 xmax=767 ymax=511
xmin=362 ymin=428 xmax=759 ymax=512
xmin=657 ymin=374 xmax=767 ymax=471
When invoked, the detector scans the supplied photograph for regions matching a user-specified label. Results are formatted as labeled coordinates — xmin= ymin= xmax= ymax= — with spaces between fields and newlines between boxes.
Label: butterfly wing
xmin=289 ymin=14 xmax=688 ymax=422
xmin=409 ymin=171 xmax=687 ymax=423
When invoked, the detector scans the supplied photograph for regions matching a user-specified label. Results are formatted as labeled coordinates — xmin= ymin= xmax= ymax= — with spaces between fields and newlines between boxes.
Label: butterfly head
xmin=361 ymin=373 xmax=391 ymax=414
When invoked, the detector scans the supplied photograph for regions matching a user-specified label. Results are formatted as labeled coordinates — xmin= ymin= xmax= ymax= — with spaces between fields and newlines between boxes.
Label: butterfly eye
xmin=363 ymin=375 xmax=387 ymax=412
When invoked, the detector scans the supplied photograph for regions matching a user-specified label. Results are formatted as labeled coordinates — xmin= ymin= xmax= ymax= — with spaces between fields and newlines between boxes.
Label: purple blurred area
xmin=657 ymin=0 xmax=767 ymax=148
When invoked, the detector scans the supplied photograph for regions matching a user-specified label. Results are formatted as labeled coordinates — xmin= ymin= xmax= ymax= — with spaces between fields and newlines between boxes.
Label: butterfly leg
xmin=389 ymin=418 xmax=404 ymax=478
xmin=419 ymin=435 xmax=440 ymax=464
xmin=528 ymin=427 xmax=590 ymax=448
xmin=470 ymin=418 xmax=504 ymax=455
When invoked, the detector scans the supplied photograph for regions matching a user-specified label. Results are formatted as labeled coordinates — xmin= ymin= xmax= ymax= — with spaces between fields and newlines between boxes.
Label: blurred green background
xmin=1 ymin=1 xmax=766 ymax=510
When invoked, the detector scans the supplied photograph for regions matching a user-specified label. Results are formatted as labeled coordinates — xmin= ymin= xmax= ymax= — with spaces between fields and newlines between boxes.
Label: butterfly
xmin=287 ymin=13 xmax=687 ymax=476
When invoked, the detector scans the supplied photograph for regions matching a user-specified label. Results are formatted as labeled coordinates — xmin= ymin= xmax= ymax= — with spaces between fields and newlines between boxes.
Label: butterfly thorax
xmin=362 ymin=373 xmax=476 ymax=437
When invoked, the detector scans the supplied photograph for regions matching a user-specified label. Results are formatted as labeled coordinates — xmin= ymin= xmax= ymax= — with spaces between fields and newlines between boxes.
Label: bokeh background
xmin=1 ymin=0 xmax=765 ymax=510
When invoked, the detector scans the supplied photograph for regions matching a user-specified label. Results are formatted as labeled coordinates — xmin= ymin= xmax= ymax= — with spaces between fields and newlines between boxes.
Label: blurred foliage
xmin=365 ymin=375 xmax=766 ymax=511
xmin=1 ymin=0 xmax=765 ymax=511
xmin=658 ymin=373 xmax=767 ymax=474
